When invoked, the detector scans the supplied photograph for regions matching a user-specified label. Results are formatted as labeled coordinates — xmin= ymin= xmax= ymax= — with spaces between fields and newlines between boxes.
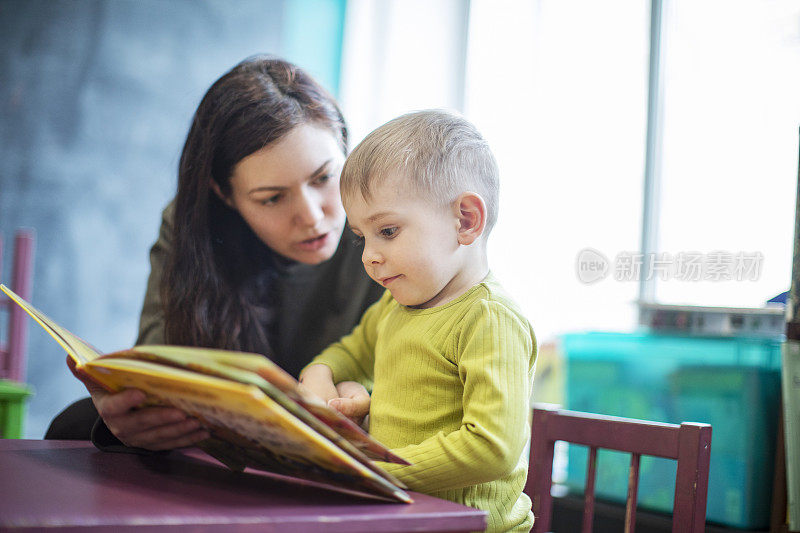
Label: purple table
xmin=0 ymin=440 xmax=486 ymax=532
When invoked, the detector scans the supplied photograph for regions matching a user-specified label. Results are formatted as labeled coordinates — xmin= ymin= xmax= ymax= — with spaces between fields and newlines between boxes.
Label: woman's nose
xmin=295 ymin=188 xmax=324 ymax=226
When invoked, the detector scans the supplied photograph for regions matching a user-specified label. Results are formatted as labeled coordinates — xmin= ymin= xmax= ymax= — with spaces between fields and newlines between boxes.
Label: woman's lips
xmin=296 ymin=232 xmax=330 ymax=251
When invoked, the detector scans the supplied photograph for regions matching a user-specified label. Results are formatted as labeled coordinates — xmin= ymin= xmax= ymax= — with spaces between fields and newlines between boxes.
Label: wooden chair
xmin=525 ymin=404 xmax=712 ymax=533
xmin=0 ymin=229 xmax=35 ymax=383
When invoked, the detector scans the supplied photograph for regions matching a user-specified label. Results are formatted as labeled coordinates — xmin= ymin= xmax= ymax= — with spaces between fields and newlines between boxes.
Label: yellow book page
xmin=110 ymin=345 xmax=409 ymax=467
xmin=0 ymin=284 xmax=101 ymax=365
xmin=84 ymin=358 xmax=384 ymax=481
xmin=104 ymin=345 xmax=300 ymax=397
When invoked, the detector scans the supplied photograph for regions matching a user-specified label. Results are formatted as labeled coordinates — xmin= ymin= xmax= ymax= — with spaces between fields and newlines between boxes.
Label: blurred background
xmin=1 ymin=1 xmax=799 ymax=529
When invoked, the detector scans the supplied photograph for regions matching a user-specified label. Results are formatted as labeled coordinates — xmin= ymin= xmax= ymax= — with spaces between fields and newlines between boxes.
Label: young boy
xmin=300 ymin=110 xmax=537 ymax=532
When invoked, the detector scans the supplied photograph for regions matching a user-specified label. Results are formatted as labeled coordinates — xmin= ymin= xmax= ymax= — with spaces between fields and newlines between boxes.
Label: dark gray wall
xmin=0 ymin=0 xmax=337 ymax=438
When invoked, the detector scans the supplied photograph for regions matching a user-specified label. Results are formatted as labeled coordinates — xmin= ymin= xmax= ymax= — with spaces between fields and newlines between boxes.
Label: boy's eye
xmin=380 ymin=227 xmax=398 ymax=238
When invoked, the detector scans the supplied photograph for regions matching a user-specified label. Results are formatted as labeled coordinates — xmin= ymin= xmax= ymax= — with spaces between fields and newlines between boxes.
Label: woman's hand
xmin=68 ymin=355 xmax=209 ymax=451
xmin=91 ymin=388 xmax=209 ymax=450
xmin=329 ymin=381 xmax=370 ymax=426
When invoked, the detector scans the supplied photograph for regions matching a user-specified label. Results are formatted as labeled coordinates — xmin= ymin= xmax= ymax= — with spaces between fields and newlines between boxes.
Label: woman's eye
xmin=259 ymin=194 xmax=282 ymax=206
xmin=312 ymin=173 xmax=333 ymax=186
xmin=380 ymin=227 xmax=398 ymax=238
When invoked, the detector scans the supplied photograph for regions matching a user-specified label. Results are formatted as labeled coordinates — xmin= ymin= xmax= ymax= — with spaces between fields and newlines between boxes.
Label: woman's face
xmin=222 ymin=124 xmax=347 ymax=264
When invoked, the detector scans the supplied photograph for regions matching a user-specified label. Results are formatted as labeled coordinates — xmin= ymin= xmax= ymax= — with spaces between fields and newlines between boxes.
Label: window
xmin=341 ymin=0 xmax=800 ymax=341
xmin=655 ymin=0 xmax=800 ymax=308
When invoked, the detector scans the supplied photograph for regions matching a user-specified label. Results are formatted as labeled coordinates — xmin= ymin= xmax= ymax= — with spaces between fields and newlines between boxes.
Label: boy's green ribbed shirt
xmin=307 ymin=273 xmax=537 ymax=532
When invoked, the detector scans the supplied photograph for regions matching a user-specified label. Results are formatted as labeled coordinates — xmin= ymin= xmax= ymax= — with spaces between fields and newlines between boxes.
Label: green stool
xmin=0 ymin=379 xmax=33 ymax=438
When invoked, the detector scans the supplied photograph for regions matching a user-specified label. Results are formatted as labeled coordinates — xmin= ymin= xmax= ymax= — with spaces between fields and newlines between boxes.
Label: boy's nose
xmin=362 ymin=246 xmax=383 ymax=266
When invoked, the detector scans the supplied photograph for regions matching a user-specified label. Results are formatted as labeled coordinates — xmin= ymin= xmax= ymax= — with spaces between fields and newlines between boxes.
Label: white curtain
xmin=339 ymin=0 xmax=469 ymax=144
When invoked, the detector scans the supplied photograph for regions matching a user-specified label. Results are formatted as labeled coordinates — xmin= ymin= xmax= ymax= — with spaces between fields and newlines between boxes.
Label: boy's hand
xmin=329 ymin=381 xmax=370 ymax=426
xmin=298 ymin=364 xmax=338 ymax=403
xmin=299 ymin=367 xmax=371 ymax=426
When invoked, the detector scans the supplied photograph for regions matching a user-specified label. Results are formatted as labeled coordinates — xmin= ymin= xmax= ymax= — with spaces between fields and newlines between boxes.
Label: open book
xmin=1 ymin=284 xmax=412 ymax=503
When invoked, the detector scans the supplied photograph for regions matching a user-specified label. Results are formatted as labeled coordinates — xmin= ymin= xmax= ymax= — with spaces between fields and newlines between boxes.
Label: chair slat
xmin=581 ymin=446 xmax=598 ymax=533
xmin=624 ymin=453 xmax=641 ymax=533
xmin=528 ymin=408 xmax=556 ymax=533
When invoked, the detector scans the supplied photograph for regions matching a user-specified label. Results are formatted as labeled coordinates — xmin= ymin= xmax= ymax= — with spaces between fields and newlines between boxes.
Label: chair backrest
xmin=525 ymin=404 xmax=711 ymax=533
xmin=0 ymin=229 xmax=35 ymax=382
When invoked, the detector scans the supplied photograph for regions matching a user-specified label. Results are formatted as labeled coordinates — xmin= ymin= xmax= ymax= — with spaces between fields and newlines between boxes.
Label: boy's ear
xmin=210 ymin=180 xmax=236 ymax=209
xmin=454 ymin=192 xmax=487 ymax=246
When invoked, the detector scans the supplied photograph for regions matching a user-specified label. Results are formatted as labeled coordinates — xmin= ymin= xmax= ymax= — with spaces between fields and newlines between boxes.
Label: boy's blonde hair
xmin=341 ymin=109 xmax=500 ymax=234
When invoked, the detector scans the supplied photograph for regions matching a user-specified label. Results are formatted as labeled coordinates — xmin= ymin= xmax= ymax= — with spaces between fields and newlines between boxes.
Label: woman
xmin=48 ymin=55 xmax=383 ymax=450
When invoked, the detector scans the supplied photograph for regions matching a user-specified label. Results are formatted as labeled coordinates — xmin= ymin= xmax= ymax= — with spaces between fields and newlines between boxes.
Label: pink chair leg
xmin=7 ymin=230 xmax=34 ymax=382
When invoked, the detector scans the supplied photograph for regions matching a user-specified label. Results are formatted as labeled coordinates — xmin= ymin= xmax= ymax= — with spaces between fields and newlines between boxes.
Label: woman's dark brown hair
xmin=162 ymin=55 xmax=347 ymax=353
